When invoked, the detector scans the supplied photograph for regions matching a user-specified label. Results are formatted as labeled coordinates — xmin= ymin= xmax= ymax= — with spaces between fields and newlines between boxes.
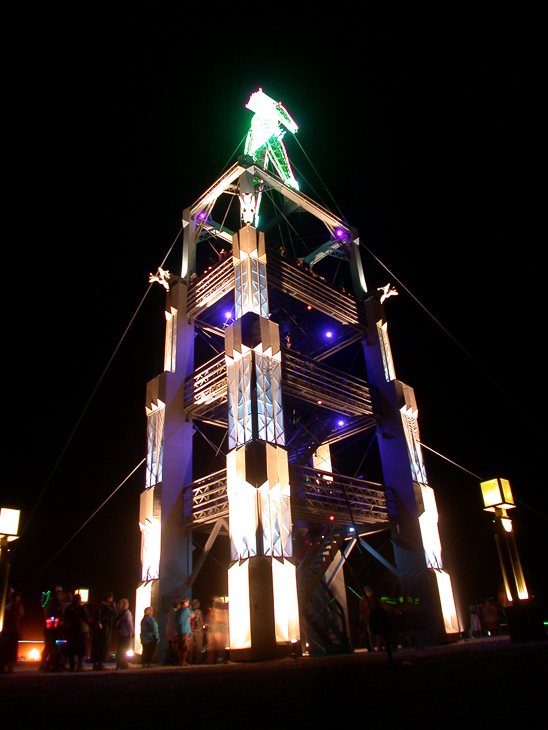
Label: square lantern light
xmin=0 ymin=508 xmax=20 ymax=540
xmin=75 ymin=588 xmax=89 ymax=604
xmin=480 ymin=478 xmax=515 ymax=512
xmin=0 ymin=508 xmax=21 ymax=632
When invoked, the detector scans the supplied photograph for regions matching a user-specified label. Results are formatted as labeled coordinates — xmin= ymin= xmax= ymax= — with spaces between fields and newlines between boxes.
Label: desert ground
xmin=1 ymin=636 xmax=547 ymax=726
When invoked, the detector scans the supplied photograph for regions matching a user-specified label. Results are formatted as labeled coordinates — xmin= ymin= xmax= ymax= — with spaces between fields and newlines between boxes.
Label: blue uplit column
xmin=362 ymin=294 xmax=459 ymax=644
xmin=136 ymin=274 xmax=194 ymax=662
xmin=225 ymin=224 xmax=299 ymax=661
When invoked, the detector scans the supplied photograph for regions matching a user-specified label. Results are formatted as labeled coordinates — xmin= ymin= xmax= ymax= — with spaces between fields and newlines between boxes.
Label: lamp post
xmin=0 ymin=507 xmax=20 ymax=631
xmin=479 ymin=479 xmax=545 ymax=642
xmin=480 ymin=478 xmax=528 ymax=605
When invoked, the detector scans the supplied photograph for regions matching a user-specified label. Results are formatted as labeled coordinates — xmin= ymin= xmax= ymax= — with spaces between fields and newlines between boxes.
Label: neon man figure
xmin=244 ymin=88 xmax=299 ymax=191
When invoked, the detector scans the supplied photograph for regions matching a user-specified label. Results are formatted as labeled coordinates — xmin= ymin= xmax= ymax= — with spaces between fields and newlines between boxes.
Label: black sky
xmin=3 ymin=12 xmax=546 ymax=633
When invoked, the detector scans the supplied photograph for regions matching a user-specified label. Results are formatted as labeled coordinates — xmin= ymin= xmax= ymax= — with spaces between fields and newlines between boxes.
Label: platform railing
xmin=183 ymin=347 xmax=380 ymax=421
xmin=267 ymin=257 xmax=367 ymax=327
xmin=183 ymin=352 xmax=227 ymax=416
xmin=185 ymin=253 xmax=367 ymax=328
xmin=282 ymin=349 xmax=379 ymax=418
xmin=186 ymin=255 xmax=234 ymax=318
xmin=290 ymin=464 xmax=391 ymax=526
xmin=182 ymin=470 xmax=229 ymax=526
xmin=182 ymin=465 xmax=392 ymax=528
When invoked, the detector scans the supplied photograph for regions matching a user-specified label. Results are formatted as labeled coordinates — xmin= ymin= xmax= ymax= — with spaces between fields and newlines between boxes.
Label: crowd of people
xmin=164 ymin=596 xmax=227 ymax=667
xmin=356 ymin=586 xmax=508 ymax=651
xmin=0 ymin=585 xmax=227 ymax=671
xmin=35 ymin=587 xmax=137 ymax=672
xmin=1 ymin=581 xmax=514 ymax=673
xmin=468 ymin=598 xmax=505 ymax=638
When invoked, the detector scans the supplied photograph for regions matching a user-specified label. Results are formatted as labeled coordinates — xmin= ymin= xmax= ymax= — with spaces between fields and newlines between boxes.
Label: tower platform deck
xmin=182 ymin=464 xmax=394 ymax=531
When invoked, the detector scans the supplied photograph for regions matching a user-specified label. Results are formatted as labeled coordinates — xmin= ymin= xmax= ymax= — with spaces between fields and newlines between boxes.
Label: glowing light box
xmin=480 ymin=478 xmax=515 ymax=512
xmin=0 ymin=508 xmax=20 ymax=537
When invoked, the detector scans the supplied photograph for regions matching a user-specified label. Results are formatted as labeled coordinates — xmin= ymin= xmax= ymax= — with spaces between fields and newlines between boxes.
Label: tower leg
xmin=225 ymin=225 xmax=299 ymax=661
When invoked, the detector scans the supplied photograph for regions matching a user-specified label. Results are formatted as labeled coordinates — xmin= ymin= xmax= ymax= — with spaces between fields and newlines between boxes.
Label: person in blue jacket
xmin=140 ymin=606 xmax=159 ymax=668
xmin=175 ymin=597 xmax=194 ymax=666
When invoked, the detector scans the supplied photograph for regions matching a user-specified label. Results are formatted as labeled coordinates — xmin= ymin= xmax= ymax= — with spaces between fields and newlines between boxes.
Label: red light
xmin=307 ymin=305 xmax=312 ymax=310
xmin=329 ymin=515 xmax=335 ymax=521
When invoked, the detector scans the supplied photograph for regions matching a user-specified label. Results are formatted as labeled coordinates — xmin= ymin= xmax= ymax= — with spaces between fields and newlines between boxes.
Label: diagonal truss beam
xmin=186 ymin=517 xmax=229 ymax=588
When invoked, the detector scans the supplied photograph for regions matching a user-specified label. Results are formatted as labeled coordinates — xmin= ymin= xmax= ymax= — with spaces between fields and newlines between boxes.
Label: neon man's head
xmin=246 ymin=88 xmax=276 ymax=115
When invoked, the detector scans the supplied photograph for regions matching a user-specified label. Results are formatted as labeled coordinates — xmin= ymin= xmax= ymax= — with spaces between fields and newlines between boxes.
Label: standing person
xmin=63 ymin=593 xmax=89 ymax=672
xmin=175 ymin=597 xmax=194 ymax=667
xmin=359 ymin=586 xmax=393 ymax=666
xmin=40 ymin=589 xmax=54 ymax=671
xmin=190 ymin=599 xmax=204 ymax=665
xmin=470 ymin=606 xmax=482 ymax=638
xmin=165 ymin=599 xmax=180 ymax=665
xmin=41 ymin=586 xmax=69 ymax=672
xmin=359 ymin=586 xmax=377 ymax=651
xmin=90 ymin=592 xmax=117 ymax=670
xmin=482 ymin=599 xmax=500 ymax=636
xmin=115 ymin=599 xmax=134 ymax=669
xmin=208 ymin=597 xmax=228 ymax=664
xmin=140 ymin=607 xmax=159 ymax=668
xmin=0 ymin=590 xmax=24 ymax=674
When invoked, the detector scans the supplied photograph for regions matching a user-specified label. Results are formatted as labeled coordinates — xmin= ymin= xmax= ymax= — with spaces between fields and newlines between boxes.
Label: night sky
xmin=3 ymin=12 xmax=546 ymax=635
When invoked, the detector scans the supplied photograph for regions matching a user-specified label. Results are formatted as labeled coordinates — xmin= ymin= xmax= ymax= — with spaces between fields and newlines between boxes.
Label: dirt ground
xmin=1 ymin=637 xmax=547 ymax=726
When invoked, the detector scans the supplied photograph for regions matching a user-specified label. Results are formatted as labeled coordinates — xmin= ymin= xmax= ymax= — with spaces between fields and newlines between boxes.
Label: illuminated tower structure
xmin=135 ymin=269 xmax=194 ymax=658
xmin=137 ymin=94 xmax=459 ymax=660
